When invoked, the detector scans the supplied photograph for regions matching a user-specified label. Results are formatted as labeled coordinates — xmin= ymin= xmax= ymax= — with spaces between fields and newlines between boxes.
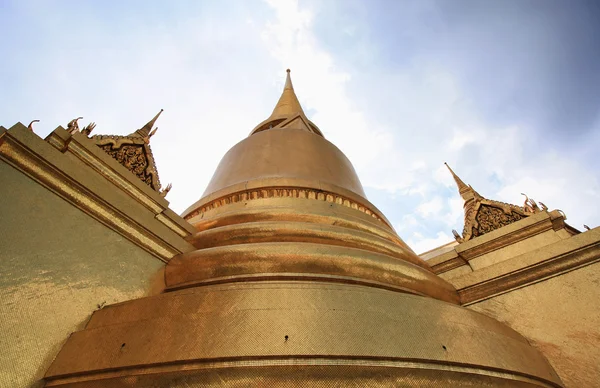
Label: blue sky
xmin=1 ymin=0 xmax=599 ymax=253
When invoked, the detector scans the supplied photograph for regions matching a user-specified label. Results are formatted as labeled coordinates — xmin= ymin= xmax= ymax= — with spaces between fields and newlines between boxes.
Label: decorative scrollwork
xmin=184 ymin=187 xmax=386 ymax=226
xmin=472 ymin=205 xmax=524 ymax=238
xmin=99 ymin=144 xmax=153 ymax=187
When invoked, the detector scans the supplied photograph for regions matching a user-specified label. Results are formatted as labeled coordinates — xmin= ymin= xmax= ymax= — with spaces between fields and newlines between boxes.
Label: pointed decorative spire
xmin=250 ymin=69 xmax=324 ymax=137
xmin=270 ymin=69 xmax=305 ymax=118
xmin=133 ymin=109 xmax=163 ymax=138
xmin=444 ymin=162 xmax=477 ymax=202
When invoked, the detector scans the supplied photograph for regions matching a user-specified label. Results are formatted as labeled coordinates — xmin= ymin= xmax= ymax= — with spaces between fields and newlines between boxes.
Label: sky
xmin=1 ymin=0 xmax=599 ymax=254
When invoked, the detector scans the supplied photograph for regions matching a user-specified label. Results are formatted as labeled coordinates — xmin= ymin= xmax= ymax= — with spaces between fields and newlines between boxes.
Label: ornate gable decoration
xmin=93 ymin=135 xmax=161 ymax=190
xmin=65 ymin=111 xmax=170 ymax=195
xmin=91 ymin=110 xmax=164 ymax=192
xmin=460 ymin=194 xmax=532 ymax=241
xmin=445 ymin=163 xmax=548 ymax=243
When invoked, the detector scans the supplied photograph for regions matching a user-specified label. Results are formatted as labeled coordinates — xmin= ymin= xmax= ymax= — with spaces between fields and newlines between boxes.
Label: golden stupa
xmin=40 ymin=70 xmax=562 ymax=387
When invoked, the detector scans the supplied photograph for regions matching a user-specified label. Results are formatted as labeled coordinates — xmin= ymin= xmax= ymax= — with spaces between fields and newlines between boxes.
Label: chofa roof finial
xmin=67 ymin=117 xmax=84 ymax=134
xmin=28 ymin=119 xmax=40 ymax=132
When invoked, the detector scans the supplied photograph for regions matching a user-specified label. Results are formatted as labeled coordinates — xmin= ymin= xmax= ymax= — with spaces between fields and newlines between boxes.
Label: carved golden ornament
xmin=91 ymin=133 xmax=162 ymax=192
xmin=27 ymin=119 xmax=39 ymax=132
xmin=445 ymin=163 xmax=549 ymax=242
xmin=67 ymin=117 xmax=83 ymax=134
xmin=458 ymin=198 xmax=534 ymax=242
xmin=99 ymin=143 xmax=155 ymax=188
xmin=160 ymin=183 xmax=172 ymax=197
xmin=81 ymin=122 xmax=96 ymax=136
xmin=184 ymin=186 xmax=386 ymax=224
xmin=87 ymin=109 xmax=165 ymax=192
xmin=470 ymin=204 xmax=524 ymax=238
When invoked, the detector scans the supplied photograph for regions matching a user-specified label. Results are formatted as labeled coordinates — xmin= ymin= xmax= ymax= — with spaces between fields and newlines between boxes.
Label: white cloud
xmin=416 ymin=196 xmax=444 ymax=218
xmin=449 ymin=127 xmax=479 ymax=150
xmin=406 ymin=231 xmax=455 ymax=255
xmin=394 ymin=214 xmax=421 ymax=234
xmin=261 ymin=0 xmax=396 ymax=177
xmin=2 ymin=0 xmax=598 ymax=254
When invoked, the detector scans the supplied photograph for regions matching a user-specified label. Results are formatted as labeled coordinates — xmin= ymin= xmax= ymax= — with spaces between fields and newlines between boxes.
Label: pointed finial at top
xmin=269 ymin=69 xmax=303 ymax=118
xmin=133 ymin=109 xmax=163 ymax=138
xmin=444 ymin=162 xmax=468 ymax=190
xmin=250 ymin=68 xmax=324 ymax=137
xmin=444 ymin=162 xmax=477 ymax=202
xmin=284 ymin=68 xmax=293 ymax=90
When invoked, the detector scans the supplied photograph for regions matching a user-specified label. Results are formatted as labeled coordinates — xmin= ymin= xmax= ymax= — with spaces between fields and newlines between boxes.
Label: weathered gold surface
xmin=469 ymin=262 xmax=600 ymax=388
xmin=0 ymin=159 xmax=164 ymax=388
xmin=45 ymin=282 xmax=561 ymax=387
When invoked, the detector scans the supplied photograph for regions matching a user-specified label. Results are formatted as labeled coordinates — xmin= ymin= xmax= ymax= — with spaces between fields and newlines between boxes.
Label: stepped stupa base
xmin=45 ymin=282 xmax=561 ymax=387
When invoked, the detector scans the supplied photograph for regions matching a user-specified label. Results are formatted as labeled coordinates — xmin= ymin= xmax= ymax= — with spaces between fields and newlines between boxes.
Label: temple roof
xmin=445 ymin=163 xmax=548 ymax=242
xmin=250 ymin=69 xmax=324 ymax=137
xmin=90 ymin=110 xmax=166 ymax=193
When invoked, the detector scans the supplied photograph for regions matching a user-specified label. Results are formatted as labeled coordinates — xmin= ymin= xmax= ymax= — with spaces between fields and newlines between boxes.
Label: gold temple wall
xmin=425 ymin=208 xmax=600 ymax=387
xmin=0 ymin=160 xmax=164 ymax=388
xmin=467 ymin=262 xmax=600 ymax=388
xmin=466 ymin=229 xmax=567 ymax=270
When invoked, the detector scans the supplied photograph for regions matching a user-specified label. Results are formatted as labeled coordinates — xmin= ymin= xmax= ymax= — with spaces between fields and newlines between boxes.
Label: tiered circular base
xmin=45 ymin=282 xmax=561 ymax=387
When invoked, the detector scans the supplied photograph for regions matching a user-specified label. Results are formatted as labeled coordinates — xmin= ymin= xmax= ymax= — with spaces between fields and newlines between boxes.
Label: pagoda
xmin=40 ymin=70 xmax=562 ymax=387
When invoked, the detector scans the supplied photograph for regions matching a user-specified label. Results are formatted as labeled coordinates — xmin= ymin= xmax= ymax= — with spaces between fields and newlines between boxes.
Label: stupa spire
xmin=250 ymin=69 xmax=323 ymax=137
xmin=270 ymin=69 xmax=305 ymax=118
